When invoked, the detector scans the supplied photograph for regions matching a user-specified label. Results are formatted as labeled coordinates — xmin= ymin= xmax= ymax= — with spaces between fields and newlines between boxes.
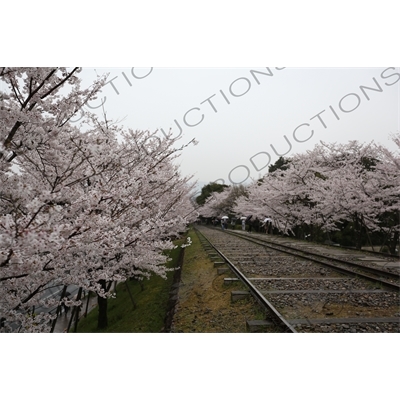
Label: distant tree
xmin=268 ymin=156 xmax=291 ymax=173
xmin=195 ymin=182 xmax=228 ymax=205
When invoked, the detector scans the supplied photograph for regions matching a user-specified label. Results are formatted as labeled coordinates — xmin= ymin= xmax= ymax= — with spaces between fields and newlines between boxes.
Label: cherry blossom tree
xmin=371 ymin=134 xmax=400 ymax=254
xmin=296 ymin=139 xmax=399 ymax=251
xmin=234 ymin=137 xmax=399 ymax=252
xmin=1 ymin=67 xmax=108 ymax=331
xmin=1 ymin=68 xmax=196 ymax=332
xmin=198 ymin=185 xmax=247 ymax=220
xmin=233 ymin=158 xmax=316 ymax=236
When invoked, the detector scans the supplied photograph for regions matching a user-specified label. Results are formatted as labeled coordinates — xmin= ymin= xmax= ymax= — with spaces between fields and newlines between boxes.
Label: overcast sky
xmin=77 ymin=67 xmax=399 ymax=192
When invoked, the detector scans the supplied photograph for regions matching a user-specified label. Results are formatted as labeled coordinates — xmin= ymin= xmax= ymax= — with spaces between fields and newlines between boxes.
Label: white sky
xmin=77 ymin=67 xmax=399 ymax=192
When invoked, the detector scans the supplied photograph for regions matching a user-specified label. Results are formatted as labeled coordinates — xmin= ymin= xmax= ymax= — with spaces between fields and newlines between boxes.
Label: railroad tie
xmin=214 ymin=261 xmax=226 ymax=268
xmin=246 ymin=320 xmax=275 ymax=332
xmin=224 ymin=277 xmax=239 ymax=285
xmin=231 ymin=290 xmax=250 ymax=301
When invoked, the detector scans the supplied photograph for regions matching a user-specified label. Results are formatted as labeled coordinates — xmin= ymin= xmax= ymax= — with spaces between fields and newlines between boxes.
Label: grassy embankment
xmin=76 ymin=237 xmax=185 ymax=333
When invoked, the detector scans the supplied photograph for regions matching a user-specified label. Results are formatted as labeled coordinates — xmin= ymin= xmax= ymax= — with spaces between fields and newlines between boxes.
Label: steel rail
xmin=228 ymin=230 xmax=399 ymax=277
xmin=338 ymin=244 xmax=400 ymax=259
xmin=222 ymin=229 xmax=400 ymax=291
xmin=195 ymin=227 xmax=297 ymax=333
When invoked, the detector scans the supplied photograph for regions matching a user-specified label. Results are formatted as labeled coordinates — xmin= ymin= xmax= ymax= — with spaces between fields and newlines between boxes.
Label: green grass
xmin=77 ymin=240 xmax=184 ymax=333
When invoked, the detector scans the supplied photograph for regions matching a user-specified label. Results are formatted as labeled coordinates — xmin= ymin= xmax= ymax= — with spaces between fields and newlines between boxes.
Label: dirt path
xmin=170 ymin=228 xmax=266 ymax=333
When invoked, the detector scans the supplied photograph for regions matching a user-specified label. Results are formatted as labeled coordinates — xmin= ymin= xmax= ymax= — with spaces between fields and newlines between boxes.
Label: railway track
xmin=195 ymin=226 xmax=400 ymax=333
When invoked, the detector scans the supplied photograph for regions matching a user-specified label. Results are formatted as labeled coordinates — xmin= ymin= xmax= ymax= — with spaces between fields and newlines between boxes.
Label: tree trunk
xmin=97 ymin=280 xmax=108 ymax=330
xmin=84 ymin=291 xmax=91 ymax=318
xmin=353 ymin=214 xmax=363 ymax=250
xmin=125 ymin=281 xmax=137 ymax=310
xmin=73 ymin=287 xmax=83 ymax=333
xmin=67 ymin=287 xmax=83 ymax=333
xmin=388 ymin=230 xmax=399 ymax=256
xmin=50 ymin=285 xmax=68 ymax=333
